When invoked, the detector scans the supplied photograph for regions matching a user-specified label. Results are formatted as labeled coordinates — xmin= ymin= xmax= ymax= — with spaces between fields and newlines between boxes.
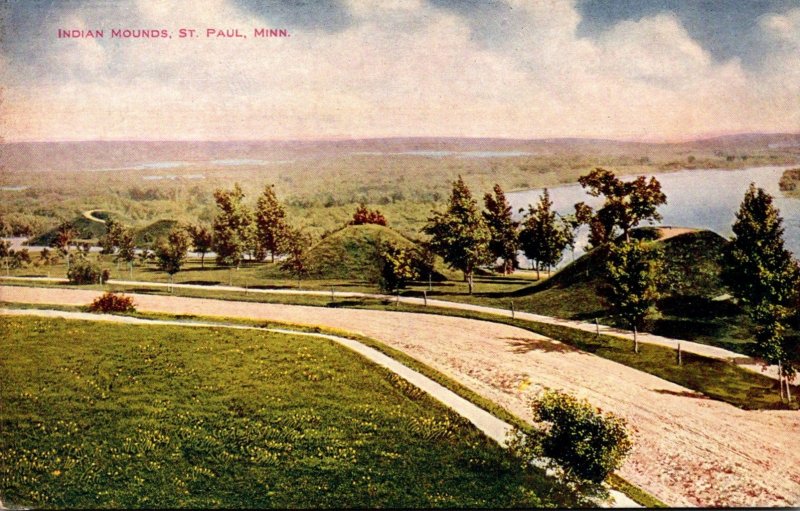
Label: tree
xmin=422 ymin=176 xmax=491 ymax=294
xmin=51 ymin=222 xmax=78 ymax=272
xmin=350 ymin=203 xmax=388 ymax=226
xmin=255 ymin=185 xmax=290 ymax=263
xmin=483 ymin=184 xmax=519 ymax=274
xmin=155 ymin=228 xmax=190 ymax=291
xmin=722 ymin=184 xmax=800 ymax=398
xmin=531 ymin=390 xmax=632 ymax=487
xmin=67 ymin=256 xmax=107 ymax=285
xmin=187 ymin=224 xmax=213 ymax=268
xmin=378 ymin=242 xmax=421 ymax=292
xmin=99 ymin=218 xmax=123 ymax=255
xmin=0 ymin=240 xmax=10 ymax=275
xmin=11 ymin=248 xmax=32 ymax=269
xmin=519 ymin=189 xmax=571 ymax=279
xmin=115 ymin=227 xmax=137 ymax=279
xmin=602 ymin=239 xmax=664 ymax=352
xmin=212 ymin=184 xmax=254 ymax=269
xmin=279 ymin=228 xmax=311 ymax=287
xmin=575 ymin=168 xmax=666 ymax=246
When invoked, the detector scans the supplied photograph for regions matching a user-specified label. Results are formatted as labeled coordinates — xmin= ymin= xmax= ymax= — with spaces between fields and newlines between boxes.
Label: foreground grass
xmin=1 ymin=316 xmax=577 ymax=509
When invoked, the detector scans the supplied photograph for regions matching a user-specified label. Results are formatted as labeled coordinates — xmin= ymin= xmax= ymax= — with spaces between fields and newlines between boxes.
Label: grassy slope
xmin=28 ymin=215 xmax=109 ymax=246
xmin=306 ymin=224 xmax=455 ymax=281
xmin=404 ymin=229 xmax=776 ymax=354
xmin=1 ymin=316 xmax=573 ymax=509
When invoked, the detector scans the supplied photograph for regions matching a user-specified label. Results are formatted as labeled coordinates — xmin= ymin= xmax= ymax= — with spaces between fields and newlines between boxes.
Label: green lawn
xmin=1 ymin=316 xmax=574 ymax=509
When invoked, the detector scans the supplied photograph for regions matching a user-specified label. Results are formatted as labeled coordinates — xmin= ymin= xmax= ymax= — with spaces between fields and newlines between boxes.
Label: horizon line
xmin=3 ymin=130 xmax=799 ymax=146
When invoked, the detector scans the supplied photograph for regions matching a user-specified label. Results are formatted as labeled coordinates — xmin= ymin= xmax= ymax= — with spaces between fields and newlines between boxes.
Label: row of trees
xmin=423 ymin=169 xmax=668 ymax=295
xmin=422 ymin=177 xmax=576 ymax=294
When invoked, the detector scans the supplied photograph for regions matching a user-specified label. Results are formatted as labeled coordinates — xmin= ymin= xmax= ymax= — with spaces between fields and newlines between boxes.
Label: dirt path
xmin=81 ymin=209 xmax=107 ymax=224
xmin=2 ymin=286 xmax=799 ymax=507
xmin=0 ymin=276 xmax=779 ymax=380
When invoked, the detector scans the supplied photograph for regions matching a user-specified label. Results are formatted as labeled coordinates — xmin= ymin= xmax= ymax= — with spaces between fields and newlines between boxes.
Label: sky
xmin=1 ymin=0 xmax=799 ymax=142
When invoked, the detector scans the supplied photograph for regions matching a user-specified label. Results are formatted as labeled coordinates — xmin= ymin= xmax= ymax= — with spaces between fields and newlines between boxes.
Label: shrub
xmin=88 ymin=292 xmax=136 ymax=313
xmin=67 ymin=257 xmax=104 ymax=285
xmin=350 ymin=203 xmax=387 ymax=226
xmin=533 ymin=390 xmax=632 ymax=484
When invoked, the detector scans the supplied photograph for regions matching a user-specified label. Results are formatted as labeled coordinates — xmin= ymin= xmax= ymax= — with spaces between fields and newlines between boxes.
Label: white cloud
xmin=2 ymin=0 xmax=798 ymax=141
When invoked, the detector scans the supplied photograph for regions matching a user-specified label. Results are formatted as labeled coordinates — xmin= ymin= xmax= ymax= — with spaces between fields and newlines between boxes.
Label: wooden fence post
xmin=423 ymin=290 xmax=427 ymax=307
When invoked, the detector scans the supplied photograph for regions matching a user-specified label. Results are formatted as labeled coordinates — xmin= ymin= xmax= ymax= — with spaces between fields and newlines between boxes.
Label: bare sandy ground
xmin=2 ymin=286 xmax=799 ymax=507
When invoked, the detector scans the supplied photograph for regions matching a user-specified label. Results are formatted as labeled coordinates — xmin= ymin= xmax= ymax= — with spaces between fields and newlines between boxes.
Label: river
xmin=507 ymin=165 xmax=800 ymax=260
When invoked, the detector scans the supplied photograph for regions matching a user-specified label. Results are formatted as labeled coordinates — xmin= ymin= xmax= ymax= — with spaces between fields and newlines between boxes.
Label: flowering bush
xmin=88 ymin=292 xmax=136 ymax=313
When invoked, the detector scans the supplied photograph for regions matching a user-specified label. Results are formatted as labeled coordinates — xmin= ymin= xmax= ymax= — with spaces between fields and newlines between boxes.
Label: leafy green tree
xmin=483 ymin=184 xmax=519 ymax=274
xmin=722 ymin=184 xmax=800 ymax=396
xmin=423 ymin=176 xmax=491 ymax=295
xmin=378 ymin=242 xmax=421 ymax=292
xmin=602 ymin=239 xmax=664 ymax=351
xmin=280 ymin=228 xmax=311 ymax=287
xmin=187 ymin=224 xmax=213 ymax=268
xmin=212 ymin=184 xmax=254 ymax=269
xmin=531 ymin=390 xmax=632 ymax=487
xmin=519 ymin=189 xmax=571 ymax=279
xmin=575 ymin=168 xmax=666 ymax=246
xmin=255 ymin=185 xmax=290 ymax=263
xmin=155 ymin=228 xmax=190 ymax=290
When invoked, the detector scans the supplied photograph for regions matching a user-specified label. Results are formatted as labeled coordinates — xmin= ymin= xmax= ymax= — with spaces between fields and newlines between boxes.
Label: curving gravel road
xmin=1 ymin=285 xmax=799 ymax=507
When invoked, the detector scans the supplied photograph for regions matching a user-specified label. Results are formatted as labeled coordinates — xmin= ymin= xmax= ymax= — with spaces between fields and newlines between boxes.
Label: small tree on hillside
xmin=255 ymin=185 xmax=290 ymax=263
xmin=212 ymin=184 xmax=255 ymax=270
xmin=722 ymin=184 xmax=800 ymax=399
xmin=422 ymin=176 xmax=491 ymax=294
xmin=483 ymin=184 xmax=519 ymax=274
xmin=519 ymin=189 xmax=571 ymax=279
xmin=280 ymin=228 xmax=311 ymax=288
xmin=602 ymin=239 xmax=664 ymax=352
xmin=350 ymin=203 xmax=388 ymax=226
xmin=155 ymin=228 xmax=190 ymax=291
xmin=187 ymin=224 xmax=213 ymax=268
xmin=575 ymin=168 xmax=666 ymax=246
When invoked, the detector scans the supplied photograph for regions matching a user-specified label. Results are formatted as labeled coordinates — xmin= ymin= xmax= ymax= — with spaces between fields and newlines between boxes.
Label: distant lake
xmin=507 ymin=166 xmax=800 ymax=260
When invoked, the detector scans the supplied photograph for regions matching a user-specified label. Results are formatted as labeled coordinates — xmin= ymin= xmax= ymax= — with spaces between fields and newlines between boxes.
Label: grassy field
xmin=0 ymin=316 xmax=579 ymax=508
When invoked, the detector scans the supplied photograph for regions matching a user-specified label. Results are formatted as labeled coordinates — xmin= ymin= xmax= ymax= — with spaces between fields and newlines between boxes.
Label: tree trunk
xmin=633 ymin=326 xmax=639 ymax=353
xmin=467 ymin=273 xmax=474 ymax=295
xmin=271 ymin=252 xmax=275 ymax=264
xmin=779 ymin=362 xmax=785 ymax=401
xmin=200 ymin=253 xmax=205 ymax=269
xmin=536 ymin=263 xmax=540 ymax=280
